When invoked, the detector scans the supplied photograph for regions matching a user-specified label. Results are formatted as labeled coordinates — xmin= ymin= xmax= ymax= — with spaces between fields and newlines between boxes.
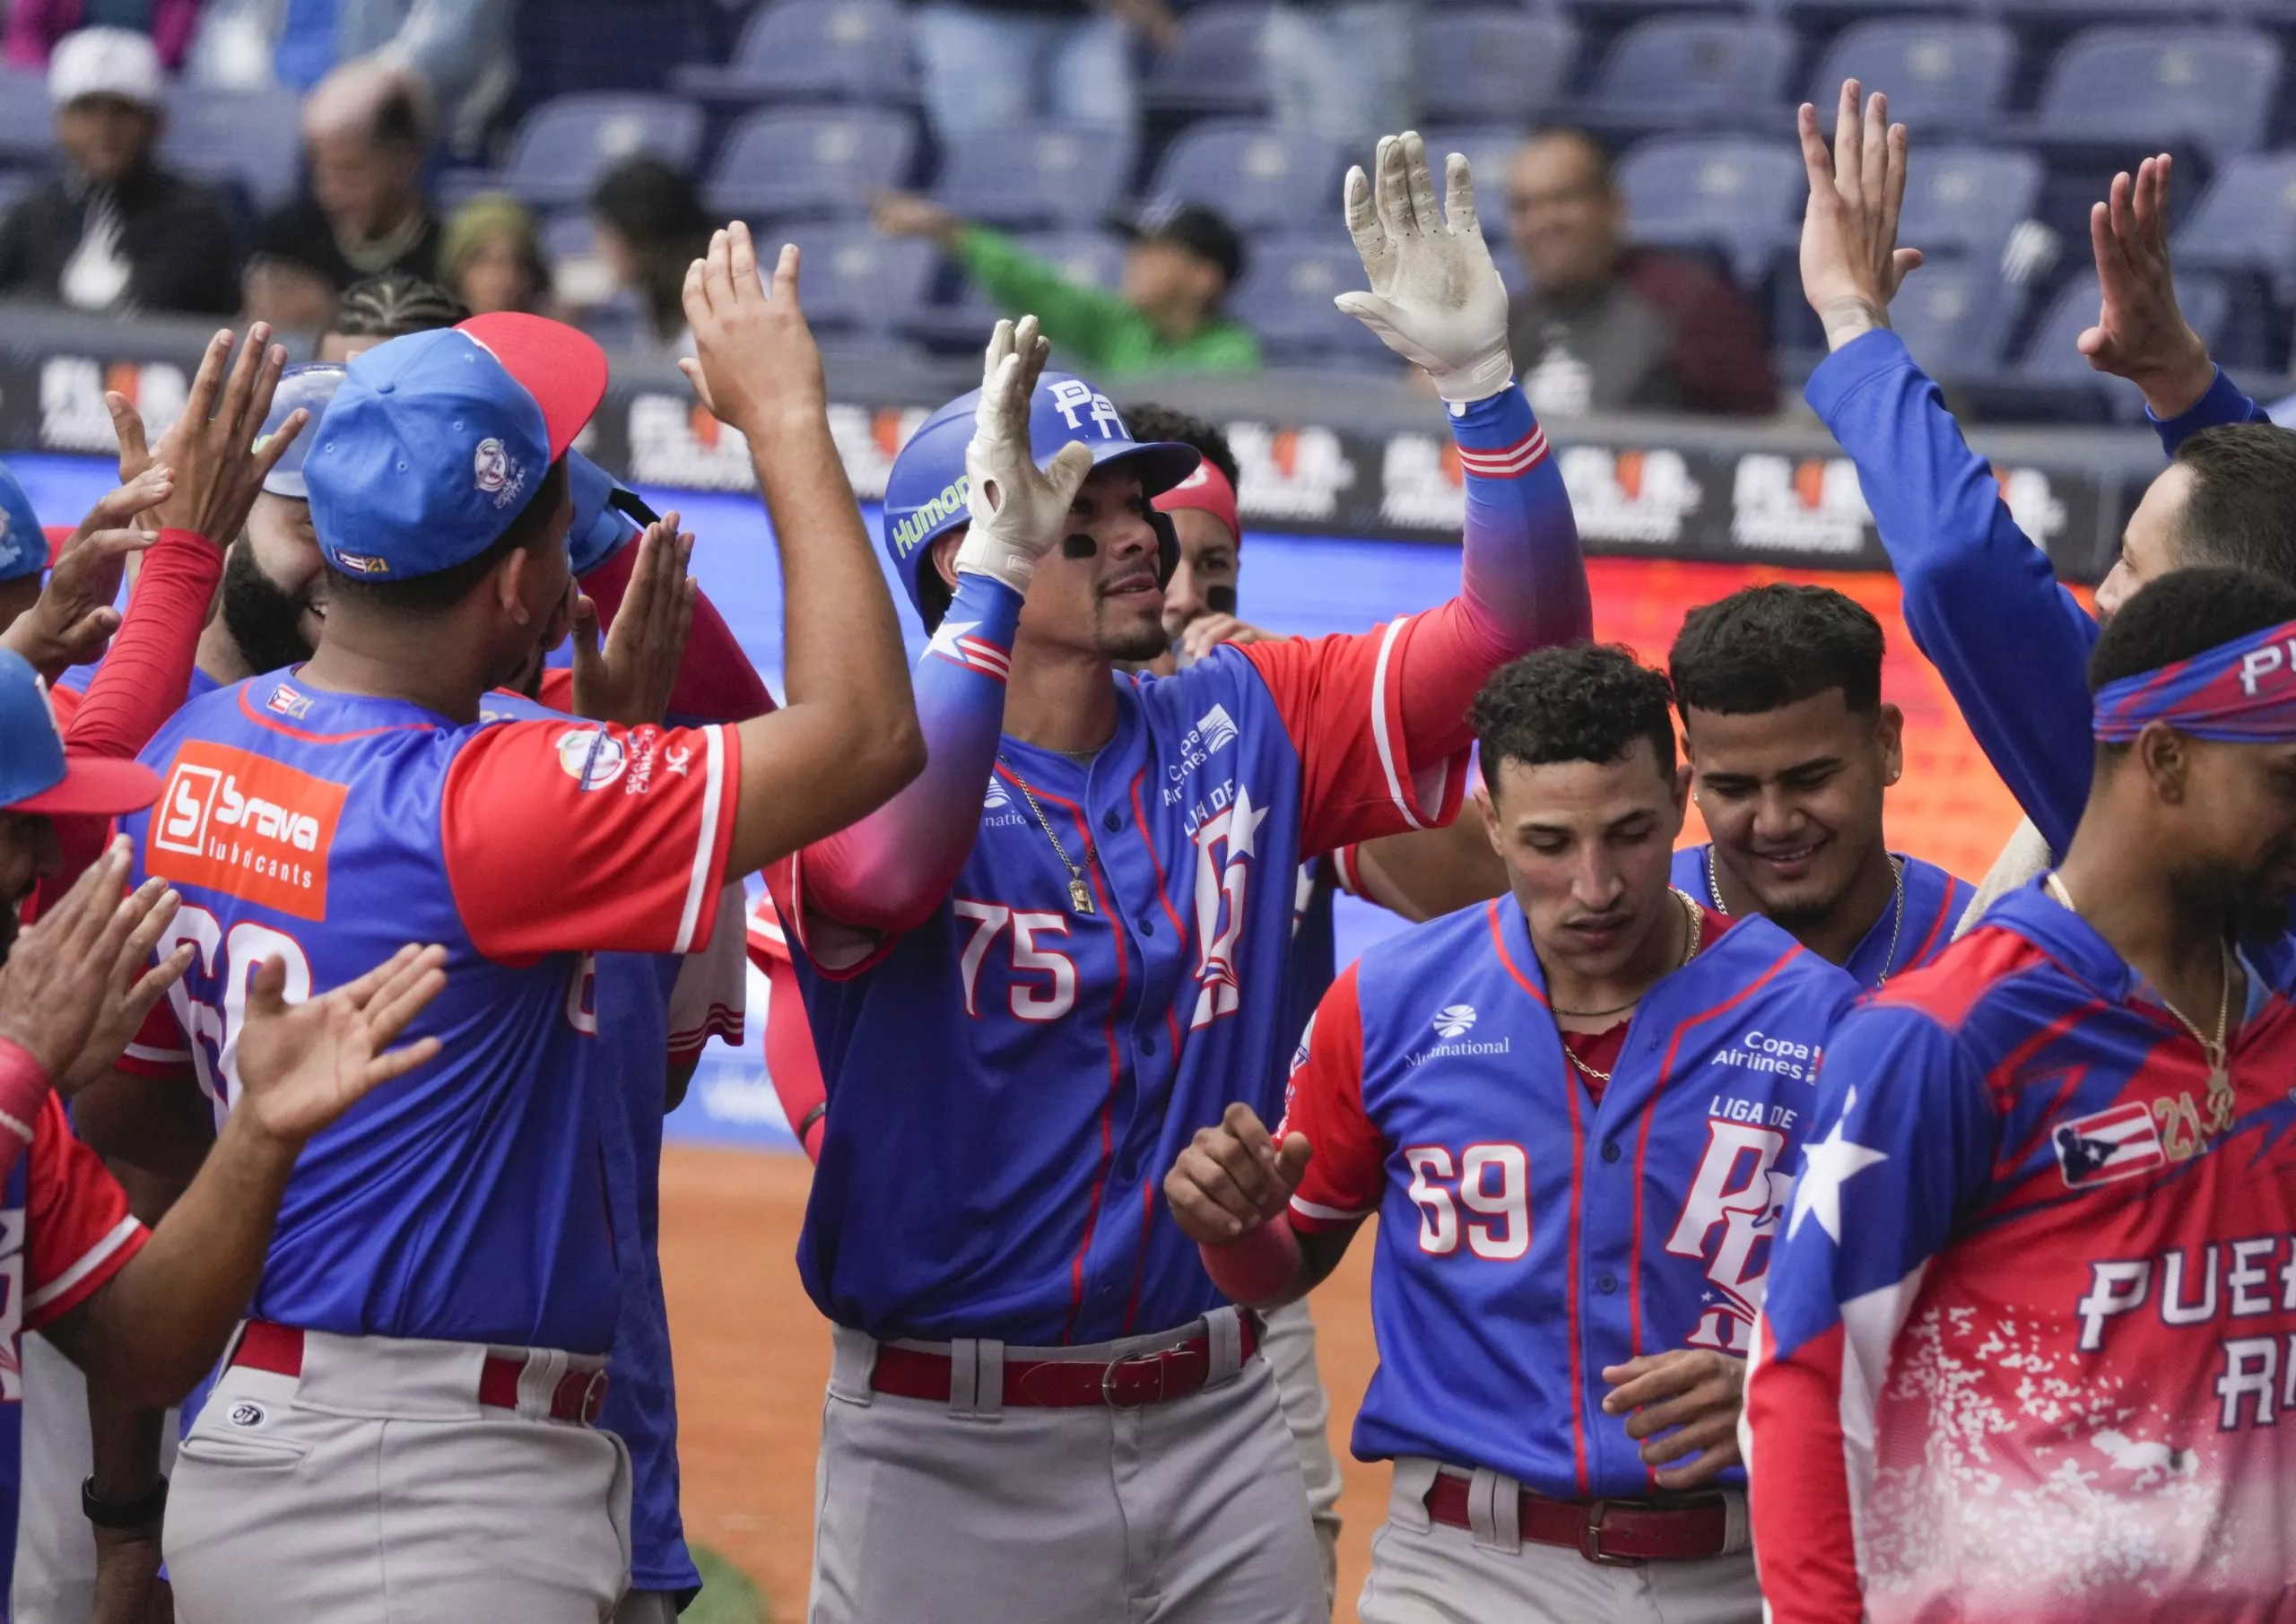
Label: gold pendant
xmin=1068 ymin=876 xmax=1094 ymax=916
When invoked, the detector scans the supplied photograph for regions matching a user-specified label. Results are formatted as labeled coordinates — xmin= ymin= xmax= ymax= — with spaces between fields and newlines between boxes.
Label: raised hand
xmin=0 ymin=841 xmax=180 ymax=1088
xmin=232 ymin=943 xmax=448 ymax=1147
xmin=679 ymin=225 xmax=826 ymax=436
xmin=952 ymin=315 xmax=1094 ymax=596
xmin=0 ymin=465 xmax=170 ymax=679
xmin=1796 ymin=82 xmax=1925 ymax=350
xmin=1164 ymin=1102 xmax=1313 ymax=1245
xmin=2077 ymin=154 xmax=2215 ymax=418
xmin=571 ymin=514 xmax=698 ymax=726
xmin=870 ymin=191 xmax=963 ymax=247
xmin=56 ymin=873 xmax=194 ymax=1098
xmin=146 ymin=326 xmax=305 ymax=544
xmin=1334 ymin=131 xmax=1513 ymax=404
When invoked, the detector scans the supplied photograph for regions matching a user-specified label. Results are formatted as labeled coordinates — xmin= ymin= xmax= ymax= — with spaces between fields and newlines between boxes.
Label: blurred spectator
xmin=1265 ymin=1 xmax=1416 ymax=149
xmin=1505 ymin=129 xmax=1775 ymax=417
xmin=907 ymin=0 xmax=1176 ymax=143
xmin=875 ymin=193 xmax=1258 ymax=374
xmin=315 ymin=268 xmax=464 ymax=362
xmin=0 ymin=28 xmax=241 ymax=314
xmin=589 ymin=157 xmax=712 ymax=353
xmin=4 ymin=0 xmax=202 ymax=71
xmin=242 ymin=57 xmax=439 ymax=332
xmin=439 ymin=194 xmax=550 ymax=317
xmin=181 ymin=0 xmax=514 ymax=154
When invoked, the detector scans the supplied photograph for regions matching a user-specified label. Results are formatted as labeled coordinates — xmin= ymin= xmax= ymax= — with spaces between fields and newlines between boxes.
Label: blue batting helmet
xmin=882 ymin=370 xmax=1200 ymax=628
xmin=257 ymin=363 xmax=348 ymax=500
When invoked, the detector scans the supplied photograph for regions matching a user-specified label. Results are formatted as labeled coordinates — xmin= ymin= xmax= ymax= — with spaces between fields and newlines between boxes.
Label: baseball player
xmin=1748 ymin=567 xmax=2296 ymax=1621
xmin=1666 ymin=585 xmax=1972 ymax=988
xmin=111 ymin=227 xmax=922 ymax=1621
xmin=768 ymin=132 xmax=1585 ymax=1622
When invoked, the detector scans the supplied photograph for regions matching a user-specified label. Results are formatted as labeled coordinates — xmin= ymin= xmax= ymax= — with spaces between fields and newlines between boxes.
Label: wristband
xmin=83 ymin=1474 xmax=167 ymax=1529
xmin=1198 ymin=1213 xmax=1304 ymax=1306
xmin=0 ymin=1037 xmax=50 ymax=1147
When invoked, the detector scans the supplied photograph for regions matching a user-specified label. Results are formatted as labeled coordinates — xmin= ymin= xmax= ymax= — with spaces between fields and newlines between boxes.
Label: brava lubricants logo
xmin=148 ymin=742 xmax=347 ymax=921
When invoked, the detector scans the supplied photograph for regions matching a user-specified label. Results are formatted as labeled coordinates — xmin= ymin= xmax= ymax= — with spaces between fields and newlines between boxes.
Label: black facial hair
xmin=219 ymin=542 xmax=317 ymax=675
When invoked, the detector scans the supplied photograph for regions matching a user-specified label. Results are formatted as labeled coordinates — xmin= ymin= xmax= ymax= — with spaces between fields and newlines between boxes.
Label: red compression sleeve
xmin=0 ymin=1038 xmax=53 ymax=1177
xmin=578 ymin=545 xmax=772 ymax=725
xmin=1198 ymin=1217 xmax=1304 ymax=1307
xmin=65 ymin=529 xmax=221 ymax=761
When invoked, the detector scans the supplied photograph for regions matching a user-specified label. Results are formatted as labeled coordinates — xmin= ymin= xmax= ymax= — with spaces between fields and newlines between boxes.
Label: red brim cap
xmin=457 ymin=312 xmax=609 ymax=463
xmin=43 ymin=526 xmax=70 ymax=569
xmin=7 ymin=754 xmax=161 ymax=817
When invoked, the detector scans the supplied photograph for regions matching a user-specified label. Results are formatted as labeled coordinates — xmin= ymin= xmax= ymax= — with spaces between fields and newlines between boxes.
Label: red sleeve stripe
xmin=0 ymin=1107 xmax=30 ymax=1146
xmin=668 ymin=1002 xmax=745 ymax=1058
xmin=26 ymin=1215 xmax=142 ymax=1314
xmin=1329 ymin=844 xmax=1363 ymax=898
xmin=953 ymin=637 xmax=1011 ymax=683
xmin=1457 ymin=428 xmax=1552 ymax=479
xmin=1367 ymin=614 xmax=1426 ymax=832
xmin=124 ymin=1040 xmax=190 ymax=1064
xmin=672 ymin=725 xmax=728 ymax=955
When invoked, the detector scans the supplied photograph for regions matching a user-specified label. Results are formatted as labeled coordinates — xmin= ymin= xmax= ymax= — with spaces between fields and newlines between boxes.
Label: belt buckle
xmin=1579 ymin=1500 xmax=1644 ymax=1568
xmin=1099 ymin=1350 xmax=1170 ymax=1409
xmin=553 ymin=1367 xmax=610 ymax=1425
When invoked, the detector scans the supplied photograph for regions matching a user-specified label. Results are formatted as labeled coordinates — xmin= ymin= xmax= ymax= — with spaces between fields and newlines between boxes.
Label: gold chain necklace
xmin=997 ymin=755 xmax=1097 ymax=916
xmin=1559 ymin=890 xmax=1704 ymax=1084
xmin=1709 ymin=849 xmax=1906 ymax=984
xmin=2045 ymin=871 xmax=2234 ymax=1108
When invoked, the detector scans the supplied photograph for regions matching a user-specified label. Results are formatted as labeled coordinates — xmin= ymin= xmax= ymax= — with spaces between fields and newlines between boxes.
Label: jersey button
xmin=1601 ymin=1142 xmax=1622 ymax=1164
xmin=1597 ymin=1272 xmax=1618 ymax=1294
xmin=1139 ymin=1033 xmax=1157 ymax=1055
xmin=1102 ymin=810 xmax=1121 ymax=833
xmin=1137 ymin=916 xmax=1154 ymax=936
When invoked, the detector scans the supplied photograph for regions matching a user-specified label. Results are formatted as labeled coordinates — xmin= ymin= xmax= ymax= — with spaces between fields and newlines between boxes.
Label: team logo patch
xmin=474 ymin=438 xmax=509 ymax=492
xmin=265 ymin=684 xmax=311 ymax=720
xmin=555 ymin=727 xmax=628 ymax=791
xmin=228 ymin=1402 xmax=264 ymax=1428
xmin=984 ymin=776 xmax=1011 ymax=811
xmin=1196 ymin=704 xmax=1239 ymax=756
xmin=2054 ymin=1101 xmax=2167 ymax=1189
xmin=147 ymin=742 xmax=345 ymax=921
xmin=1432 ymin=1003 xmax=1477 ymax=1039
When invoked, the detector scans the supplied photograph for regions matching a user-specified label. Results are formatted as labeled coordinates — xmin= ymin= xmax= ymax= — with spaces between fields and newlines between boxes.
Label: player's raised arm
xmin=679 ymin=224 xmax=925 ymax=872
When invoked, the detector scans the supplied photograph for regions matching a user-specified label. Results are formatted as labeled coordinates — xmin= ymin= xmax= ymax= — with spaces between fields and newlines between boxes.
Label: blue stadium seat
xmin=1577 ymin=19 xmax=1795 ymax=135
xmin=2173 ymin=152 xmax=2296 ymax=297
xmin=1805 ymin=20 xmax=2016 ymax=135
xmin=1145 ymin=4 xmax=1271 ymax=116
xmin=1419 ymin=126 xmax=1531 ymax=239
xmin=2013 ymin=270 xmax=2230 ymax=383
xmin=0 ymin=70 xmax=53 ymax=168
xmin=498 ymin=94 xmax=706 ymax=208
xmin=1148 ymin=122 xmax=1348 ymax=232
xmin=1896 ymin=146 xmax=2044 ymax=267
xmin=1615 ymin=136 xmax=1806 ymax=282
xmin=1226 ymin=235 xmax=1391 ymax=365
xmin=931 ymin=125 xmax=1135 ymax=230
xmin=1886 ymin=262 xmax=2020 ymax=376
xmin=672 ymin=0 xmax=912 ymax=103
xmin=1414 ymin=10 xmax=1577 ymax=126
xmin=2023 ymin=28 xmax=2281 ymax=161
xmin=160 ymin=89 xmax=305 ymax=212
xmin=706 ymin=108 xmax=917 ymax=221
xmin=780 ymin=225 xmax=937 ymax=333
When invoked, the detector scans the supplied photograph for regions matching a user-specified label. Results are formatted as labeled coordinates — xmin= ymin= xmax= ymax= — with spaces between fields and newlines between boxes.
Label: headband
xmin=2093 ymin=618 xmax=2296 ymax=743
xmin=1153 ymin=457 xmax=1239 ymax=542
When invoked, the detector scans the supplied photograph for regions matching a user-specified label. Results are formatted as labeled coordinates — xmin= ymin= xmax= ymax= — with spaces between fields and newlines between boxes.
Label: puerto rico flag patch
xmin=2051 ymin=1101 xmax=2165 ymax=1189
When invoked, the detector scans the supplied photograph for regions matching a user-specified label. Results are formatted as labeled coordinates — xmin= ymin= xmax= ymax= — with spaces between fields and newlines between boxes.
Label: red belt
xmin=869 ymin=1313 xmax=1262 ymax=1409
xmin=1423 ymin=1472 xmax=1730 ymax=1565
xmin=229 ymin=1320 xmax=610 ymax=1426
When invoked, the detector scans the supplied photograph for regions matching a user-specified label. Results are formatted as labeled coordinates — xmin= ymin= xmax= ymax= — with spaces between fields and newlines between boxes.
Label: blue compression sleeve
xmin=1808 ymin=331 xmax=2098 ymax=853
xmin=2146 ymin=364 xmax=2266 ymax=457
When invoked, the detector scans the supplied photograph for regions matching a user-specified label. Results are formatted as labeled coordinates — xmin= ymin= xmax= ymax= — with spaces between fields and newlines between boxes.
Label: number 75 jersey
xmin=1281 ymin=896 xmax=1858 ymax=1500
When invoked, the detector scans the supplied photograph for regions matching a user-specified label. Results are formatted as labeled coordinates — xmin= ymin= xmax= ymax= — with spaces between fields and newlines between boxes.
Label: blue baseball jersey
xmin=1748 ymin=885 xmax=2296 ymax=1623
xmin=1282 ymin=895 xmax=1858 ymax=1498
xmin=775 ymin=628 xmax=1474 ymax=1345
xmin=119 ymin=672 xmax=742 ymax=1352
xmin=1671 ymin=844 xmax=1974 ymax=989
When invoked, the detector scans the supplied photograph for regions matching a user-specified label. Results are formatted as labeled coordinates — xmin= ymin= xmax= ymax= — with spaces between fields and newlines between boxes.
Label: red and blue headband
xmin=2093 ymin=618 xmax=2296 ymax=743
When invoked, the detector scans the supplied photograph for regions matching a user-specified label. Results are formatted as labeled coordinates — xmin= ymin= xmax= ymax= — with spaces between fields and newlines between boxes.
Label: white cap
xmin=48 ymin=28 xmax=164 ymax=110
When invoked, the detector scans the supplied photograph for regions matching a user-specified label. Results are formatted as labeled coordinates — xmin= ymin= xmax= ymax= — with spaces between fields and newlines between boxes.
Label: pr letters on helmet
xmin=1046 ymin=379 xmax=1126 ymax=439
xmin=891 ymin=474 xmax=971 ymax=560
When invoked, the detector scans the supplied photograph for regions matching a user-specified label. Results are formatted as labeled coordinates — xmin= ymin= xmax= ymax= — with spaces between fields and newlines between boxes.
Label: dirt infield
xmin=662 ymin=1144 xmax=1390 ymax=1623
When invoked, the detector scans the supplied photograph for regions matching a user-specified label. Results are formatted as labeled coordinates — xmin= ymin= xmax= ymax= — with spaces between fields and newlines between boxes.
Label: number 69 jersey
xmin=1280 ymin=895 xmax=1858 ymax=1499
xmin=117 ymin=673 xmax=743 ymax=1355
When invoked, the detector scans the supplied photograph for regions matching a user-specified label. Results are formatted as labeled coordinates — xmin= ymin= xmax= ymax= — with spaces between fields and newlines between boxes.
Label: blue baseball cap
xmin=0 ymin=460 xmax=47 ymax=586
xmin=305 ymin=312 xmax=607 ymax=582
xmin=257 ymin=363 xmax=348 ymax=501
xmin=0 ymin=649 xmax=158 ymax=815
xmin=566 ymin=450 xmax=643 ymax=577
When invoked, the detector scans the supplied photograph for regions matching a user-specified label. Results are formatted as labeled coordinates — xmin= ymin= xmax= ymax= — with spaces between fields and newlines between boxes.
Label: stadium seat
xmin=1896 ymin=146 xmax=2044 ymax=268
xmin=1885 ymin=262 xmax=2020 ymax=376
xmin=1615 ymin=136 xmax=1806 ymax=282
xmin=0 ymin=70 xmax=53 ymax=167
xmin=496 ymin=94 xmax=706 ymax=209
xmin=671 ymin=0 xmax=912 ymax=103
xmin=1144 ymin=4 xmax=1271 ymax=116
xmin=2013 ymin=270 xmax=2230 ymax=383
xmin=2022 ymin=28 xmax=2282 ymax=161
xmin=1419 ymin=126 xmax=1533 ymax=239
xmin=1148 ymin=122 xmax=1348 ymax=232
xmin=1414 ymin=10 xmax=1578 ymax=126
xmin=1804 ymin=20 xmax=2016 ymax=135
xmin=931 ymin=125 xmax=1135 ymax=230
xmin=160 ymin=88 xmax=305 ymax=213
xmin=1226 ymin=235 xmax=1392 ymax=366
xmin=1575 ymin=19 xmax=1796 ymax=135
xmin=706 ymin=108 xmax=918 ymax=222
xmin=2173 ymin=152 xmax=2296 ymax=297
xmin=779 ymin=225 xmax=937 ymax=333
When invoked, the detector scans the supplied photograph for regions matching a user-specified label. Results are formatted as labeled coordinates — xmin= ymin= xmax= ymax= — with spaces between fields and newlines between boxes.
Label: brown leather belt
xmin=869 ymin=1312 xmax=1262 ymax=1409
xmin=1423 ymin=1472 xmax=1731 ymax=1565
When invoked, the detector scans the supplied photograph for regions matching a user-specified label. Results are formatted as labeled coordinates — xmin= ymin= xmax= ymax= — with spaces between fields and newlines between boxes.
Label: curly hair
xmin=327 ymin=271 xmax=467 ymax=342
xmin=1669 ymin=584 xmax=1883 ymax=716
xmin=1470 ymin=643 xmax=1676 ymax=776
xmin=1120 ymin=405 xmax=1239 ymax=493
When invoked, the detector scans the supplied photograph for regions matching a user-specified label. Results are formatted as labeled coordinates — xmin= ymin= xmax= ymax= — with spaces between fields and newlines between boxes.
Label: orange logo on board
xmin=145 ymin=743 xmax=345 ymax=920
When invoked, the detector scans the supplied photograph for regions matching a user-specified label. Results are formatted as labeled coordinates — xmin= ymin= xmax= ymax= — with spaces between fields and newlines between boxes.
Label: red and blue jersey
xmin=1747 ymin=882 xmax=2296 ymax=1623
xmin=1282 ymin=895 xmax=1858 ymax=1498
xmin=117 ymin=671 xmax=741 ymax=1354
xmin=1671 ymin=845 xmax=1972 ymax=990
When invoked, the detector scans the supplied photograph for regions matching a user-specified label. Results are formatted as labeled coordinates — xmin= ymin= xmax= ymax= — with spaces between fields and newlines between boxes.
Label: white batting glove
xmin=955 ymin=316 xmax=1095 ymax=596
xmin=1335 ymin=132 xmax=1514 ymax=405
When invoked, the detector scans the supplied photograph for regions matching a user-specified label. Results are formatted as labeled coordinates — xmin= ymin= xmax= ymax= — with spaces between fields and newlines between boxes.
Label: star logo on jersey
xmin=926 ymin=618 xmax=1012 ymax=684
xmin=1788 ymin=1089 xmax=1887 ymax=1243
xmin=1196 ymin=704 xmax=1239 ymax=756
xmin=1432 ymin=1003 xmax=1477 ymax=1039
xmin=1188 ymin=782 xmax=1270 ymax=1030
xmin=554 ymin=727 xmax=628 ymax=791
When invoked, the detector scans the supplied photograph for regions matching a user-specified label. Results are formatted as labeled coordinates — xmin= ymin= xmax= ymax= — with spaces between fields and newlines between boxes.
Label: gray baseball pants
xmin=1258 ymin=1298 xmax=1344 ymax=1620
